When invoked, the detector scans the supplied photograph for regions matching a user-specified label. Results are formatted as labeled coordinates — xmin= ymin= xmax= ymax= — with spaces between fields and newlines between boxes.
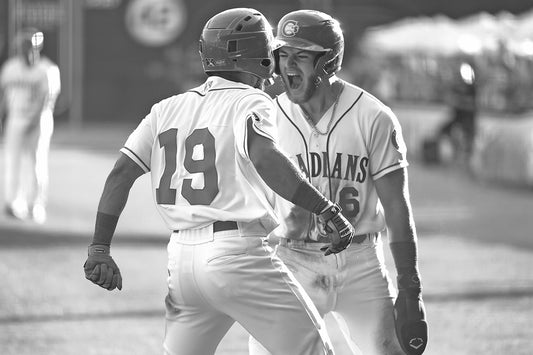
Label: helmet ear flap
xmin=323 ymin=52 xmax=343 ymax=76
xmin=273 ymin=48 xmax=280 ymax=75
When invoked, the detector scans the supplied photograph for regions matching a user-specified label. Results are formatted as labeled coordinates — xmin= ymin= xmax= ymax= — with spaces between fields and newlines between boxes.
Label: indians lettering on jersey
xmin=295 ymin=152 xmax=368 ymax=183
xmin=273 ymin=81 xmax=408 ymax=242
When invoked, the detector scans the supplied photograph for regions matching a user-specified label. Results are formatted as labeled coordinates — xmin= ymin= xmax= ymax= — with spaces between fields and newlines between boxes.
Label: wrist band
xmin=88 ymin=244 xmax=110 ymax=256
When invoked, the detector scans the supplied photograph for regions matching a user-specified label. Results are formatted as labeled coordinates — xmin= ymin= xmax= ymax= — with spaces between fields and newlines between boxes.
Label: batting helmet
xmin=199 ymin=8 xmax=277 ymax=80
xmin=15 ymin=28 xmax=44 ymax=52
xmin=275 ymin=10 xmax=344 ymax=77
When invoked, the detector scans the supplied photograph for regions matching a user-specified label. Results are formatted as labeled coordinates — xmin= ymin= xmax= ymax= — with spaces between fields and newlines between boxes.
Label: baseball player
xmin=250 ymin=10 xmax=427 ymax=355
xmin=0 ymin=28 xmax=61 ymax=223
xmin=83 ymin=8 xmax=355 ymax=355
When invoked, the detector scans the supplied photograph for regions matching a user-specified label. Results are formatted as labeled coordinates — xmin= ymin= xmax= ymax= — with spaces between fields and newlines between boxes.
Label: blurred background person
xmin=436 ymin=61 xmax=477 ymax=163
xmin=0 ymin=28 xmax=61 ymax=223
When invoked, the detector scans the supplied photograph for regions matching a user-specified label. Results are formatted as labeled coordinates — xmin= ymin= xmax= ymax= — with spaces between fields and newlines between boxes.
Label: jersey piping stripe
xmin=243 ymin=117 xmax=250 ymax=158
xmin=239 ymin=90 xmax=273 ymax=102
xmin=187 ymin=87 xmax=248 ymax=96
xmin=325 ymin=90 xmax=364 ymax=199
xmin=122 ymin=146 xmax=150 ymax=172
xmin=372 ymin=161 xmax=403 ymax=177
xmin=276 ymin=97 xmax=310 ymax=182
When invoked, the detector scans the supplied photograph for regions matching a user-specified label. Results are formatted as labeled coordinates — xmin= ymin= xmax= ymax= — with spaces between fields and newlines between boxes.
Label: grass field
xmin=1 ymin=123 xmax=533 ymax=355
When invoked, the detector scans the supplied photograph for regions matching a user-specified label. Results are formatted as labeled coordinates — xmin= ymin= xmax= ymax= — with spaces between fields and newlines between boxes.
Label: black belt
xmin=212 ymin=220 xmax=238 ymax=232
xmin=173 ymin=220 xmax=238 ymax=234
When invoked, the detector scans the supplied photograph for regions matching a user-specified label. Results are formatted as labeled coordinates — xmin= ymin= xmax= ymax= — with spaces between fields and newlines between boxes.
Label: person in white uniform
xmin=250 ymin=10 xmax=428 ymax=355
xmin=0 ymin=28 xmax=61 ymax=223
xmin=83 ymin=8 xmax=355 ymax=355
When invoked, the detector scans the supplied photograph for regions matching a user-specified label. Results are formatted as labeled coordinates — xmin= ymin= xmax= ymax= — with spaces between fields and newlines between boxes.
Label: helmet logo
xmin=281 ymin=20 xmax=299 ymax=37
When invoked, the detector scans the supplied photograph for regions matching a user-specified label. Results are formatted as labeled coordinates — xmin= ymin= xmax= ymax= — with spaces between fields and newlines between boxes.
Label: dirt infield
xmin=1 ymin=123 xmax=533 ymax=354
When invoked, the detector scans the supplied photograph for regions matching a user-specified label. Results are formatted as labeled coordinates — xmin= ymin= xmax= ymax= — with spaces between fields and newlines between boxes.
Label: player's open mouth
xmin=286 ymin=73 xmax=303 ymax=89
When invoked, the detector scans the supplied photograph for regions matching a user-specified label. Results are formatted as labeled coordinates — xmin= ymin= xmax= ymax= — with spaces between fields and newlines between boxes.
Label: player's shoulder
xmin=39 ymin=56 xmax=56 ymax=66
xmin=343 ymin=81 xmax=395 ymax=120
xmin=274 ymin=91 xmax=291 ymax=111
xmin=343 ymin=81 xmax=383 ymax=107
xmin=240 ymin=82 xmax=273 ymax=101
xmin=0 ymin=56 xmax=20 ymax=71
xmin=0 ymin=57 xmax=22 ymax=81
xmin=151 ymin=93 xmax=183 ymax=114
xmin=237 ymin=87 xmax=274 ymax=111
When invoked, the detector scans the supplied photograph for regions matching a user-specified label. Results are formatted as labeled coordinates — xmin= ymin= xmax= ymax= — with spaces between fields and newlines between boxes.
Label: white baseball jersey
xmin=121 ymin=76 xmax=279 ymax=232
xmin=273 ymin=80 xmax=408 ymax=241
xmin=0 ymin=56 xmax=58 ymax=121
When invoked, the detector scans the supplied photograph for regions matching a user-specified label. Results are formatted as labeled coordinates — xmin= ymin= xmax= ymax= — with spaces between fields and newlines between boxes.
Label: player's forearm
xmin=375 ymin=168 xmax=417 ymax=243
xmin=97 ymin=171 xmax=135 ymax=216
xmin=92 ymin=174 xmax=132 ymax=246
xmin=92 ymin=155 xmax=144 ymax=245
xmin=251 ymin=142 xmax=328 ymax=214
xmin=384 ymin=202 xmax=417 ymax=243
xmin=384 ymin=200 xmax=419 ymax=274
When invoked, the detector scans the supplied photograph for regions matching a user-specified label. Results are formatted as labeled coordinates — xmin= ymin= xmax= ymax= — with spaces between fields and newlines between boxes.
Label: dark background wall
xmin=82 ymin=0 xmax=302 ymax=122
xmin=2 ymin=0 xmax=532 ymax=124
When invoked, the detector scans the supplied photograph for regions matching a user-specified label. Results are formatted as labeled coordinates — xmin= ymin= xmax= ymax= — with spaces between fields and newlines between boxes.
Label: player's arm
xmin=375 ymin=168 xmax=427 ymax=355
xmin=83 ymin=153 xmax=145 ymax=291
xmin=247 ymin=119 xmax=354 ymax=255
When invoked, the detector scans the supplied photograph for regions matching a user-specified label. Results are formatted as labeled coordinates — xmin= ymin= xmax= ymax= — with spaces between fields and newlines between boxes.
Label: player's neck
xmin=22 ymin=51 xmax=40 ymax=66
xmin=300 ymin=78 xmax=344 ymax=125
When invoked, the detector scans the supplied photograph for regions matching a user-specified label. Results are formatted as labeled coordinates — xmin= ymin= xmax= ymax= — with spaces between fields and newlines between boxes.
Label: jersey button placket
xmin=309 ymin=132 xmax=320 ymax=149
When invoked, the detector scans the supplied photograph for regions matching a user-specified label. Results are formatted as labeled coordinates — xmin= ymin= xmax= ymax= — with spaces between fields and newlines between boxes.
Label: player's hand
xmin=84 ymin=244 xmax=122 ymax=291
xmin=394 ymin=273 xmax=427 ymax=355
xmin=317 ymin=203 xmax=355 ymax=256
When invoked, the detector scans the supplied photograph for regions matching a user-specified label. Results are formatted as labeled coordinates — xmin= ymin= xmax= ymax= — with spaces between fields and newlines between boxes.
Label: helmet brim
xmin=275 ymin=37 xmax=330 ymax=52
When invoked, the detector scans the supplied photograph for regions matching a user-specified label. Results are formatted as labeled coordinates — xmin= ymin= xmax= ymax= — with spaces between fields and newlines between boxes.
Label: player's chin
xmin=286 ymin=88 xmax=310 ymax=105
xmin=283 ymin=82 xmax=305 ymax=102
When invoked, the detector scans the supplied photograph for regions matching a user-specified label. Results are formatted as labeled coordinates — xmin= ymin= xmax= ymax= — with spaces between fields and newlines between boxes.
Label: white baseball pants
xmin=249 ymin=235 xmax=404 ymax=355
xmin=164 ymin=227 xmax=334 ymax=355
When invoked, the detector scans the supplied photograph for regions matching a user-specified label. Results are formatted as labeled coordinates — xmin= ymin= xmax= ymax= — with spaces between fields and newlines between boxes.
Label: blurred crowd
xmin=349 ymin=44 xmax=533 ymax=114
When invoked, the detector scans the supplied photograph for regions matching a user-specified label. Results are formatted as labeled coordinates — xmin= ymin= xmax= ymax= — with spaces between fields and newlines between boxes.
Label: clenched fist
xmin=84 ymin=244 xmax=122 ymax=291
xmin=318 ymin=203 xmax=355 ymax=256
xmin=394 ymin=273 xmax=427 ymax=355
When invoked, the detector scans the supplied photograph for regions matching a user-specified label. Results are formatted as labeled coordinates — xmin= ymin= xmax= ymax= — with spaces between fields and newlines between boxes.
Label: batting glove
xmin=84 ymin=244 xmax=122 ymax=291
xmin=394 ymin=272 xmax=427 ymax=355
xmin=318 ymin=203 xmax=355 ymax=256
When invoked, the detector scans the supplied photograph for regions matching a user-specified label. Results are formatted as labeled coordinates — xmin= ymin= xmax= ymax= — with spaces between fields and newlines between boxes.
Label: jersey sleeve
xmin=47 ymin=64 xmax=61 ymax=99
xmin=234 ymin=91 xmax=278 ymax=159
xmin=368 ymin=108 xmax=408 ymax=180
xmin=120 ymin=105 xmax=158 ymax=173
